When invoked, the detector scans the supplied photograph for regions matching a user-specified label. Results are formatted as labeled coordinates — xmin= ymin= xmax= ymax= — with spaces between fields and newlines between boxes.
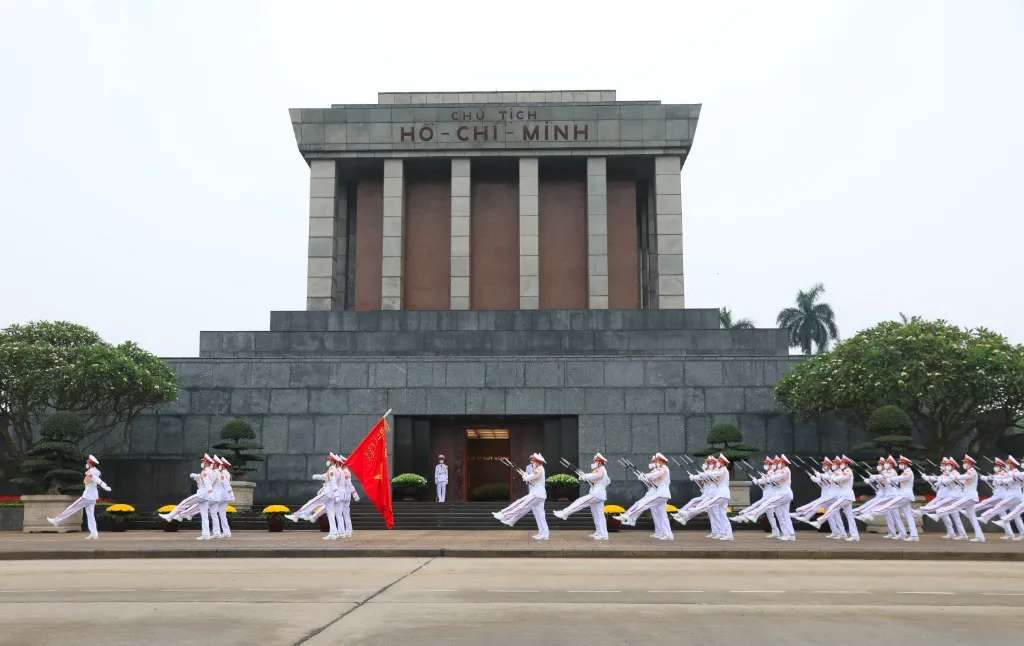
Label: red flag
xmin=345 ymin=416 xmax=394 ymax=529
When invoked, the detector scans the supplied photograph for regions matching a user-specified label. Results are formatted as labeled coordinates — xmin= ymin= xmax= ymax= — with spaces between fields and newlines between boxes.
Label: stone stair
xmin=127 ymin=501 xmax=634 ymax=531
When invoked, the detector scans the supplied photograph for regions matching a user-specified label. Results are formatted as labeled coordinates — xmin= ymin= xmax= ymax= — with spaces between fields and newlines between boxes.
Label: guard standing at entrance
xmin=435 ymin=454 xmax=449 ymax=502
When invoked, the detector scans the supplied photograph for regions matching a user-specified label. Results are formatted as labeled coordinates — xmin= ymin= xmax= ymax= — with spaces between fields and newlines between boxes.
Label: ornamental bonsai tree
xmin=11 ymin=412 xmax=86 ymax=494
xmin=212 ymin=419 xmax=264 ymax=479
xmin=854 ymin=404 xmax=923 ymax=457
xmin=693 ymin=422 xmax=758 ymax=465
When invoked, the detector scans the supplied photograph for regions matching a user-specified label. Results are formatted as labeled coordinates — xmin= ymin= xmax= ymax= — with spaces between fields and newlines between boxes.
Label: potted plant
xmin=156 ymin=504 xmax=179 ymax=532
xmin=12 ymin=412 xmax=89 ymax=533
xmin=545 ymin=473 xmax=579 ymax=501
xmin=391 ymin=473 xmax=428 ymax=501
xmin=603 ymin=504 xmax=625 ymax=532
xmin=104 ymin=503 xmax=134 ymax=532
xmin=263 ymin=504 xmax=289 ymax=532
xmin=213 ymin=419 xmax=264 ymax=511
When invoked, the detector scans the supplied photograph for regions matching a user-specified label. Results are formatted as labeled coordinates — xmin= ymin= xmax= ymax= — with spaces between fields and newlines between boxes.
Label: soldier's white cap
xmin=202 ymin=453 xmax=214 ymax=464
xmin=593 ymin=453 xmax=607 ymax=464
xmin=962 ymin=454 xmax=977 ymax=466
xmin=220 ymin=457 xmax=232 ymax=467
xmin=438 ymin=454 xmax=445 ymax=459
xmin=529 ymin=452 xmax=546 ymax=464
xmin=717 ymin=453 xmax=730 ymax=466
xmin=777 ymin=454 xmax=791 ymax=466
xmin=86 ymin=454 xmax=99 ymax=466
xmin=652 ymin=452 xmax=668 ymax=463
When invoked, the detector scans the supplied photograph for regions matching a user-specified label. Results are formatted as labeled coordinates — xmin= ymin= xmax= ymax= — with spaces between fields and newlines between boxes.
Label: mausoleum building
xmin=117 ymin=90 xmax=852 ymax=505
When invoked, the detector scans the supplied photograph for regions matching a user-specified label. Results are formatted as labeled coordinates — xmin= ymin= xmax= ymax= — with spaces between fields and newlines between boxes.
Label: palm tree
xmin=719 ymin=307 xmax=755 ymax=330
xmin=776 ymin=283 xmax=839 ymax=355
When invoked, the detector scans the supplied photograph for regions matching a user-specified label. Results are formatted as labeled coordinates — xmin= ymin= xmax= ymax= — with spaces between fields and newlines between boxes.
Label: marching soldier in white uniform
xmin=916 ymin=457 xmax=967 ymax=539
xmin=157 ymin=453 xmax=218 ymax=539
xmin=616 ymin=453 xmax=673 ymax=540
xmin=927 ymin=454 xmax=985 ymax=542
xmin=334 ymin=454 xmax=360 ymax=538
xmin=673 ymin=454 xmax=728 ymax=539
xmin=434 ymin=454 xmax=449 ymax=503
xmin=554 ymin=453 xmax=611 ymax=540
xmin=492 ymin=453 xmax=549 ymax=540
xmin=286 ymin=452 xmax=338 ymax=536
xmin=47 ymin=454 xmax=111 ymax=539
xmin=212 ymin=456 xmax=233 ymax=539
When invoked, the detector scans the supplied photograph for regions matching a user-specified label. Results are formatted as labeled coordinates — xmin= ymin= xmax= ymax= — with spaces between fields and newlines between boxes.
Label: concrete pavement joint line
xmin=566 ymin=590 xmax=621 ymax=593
xmin=896 ymin=591 xmax=955 ymax=595
xmin=653 ymin=590 xmax=705 ymax=593
xmin=729 ymin=590 xmax=785 ymax=593
xmin=981 ymin=592 xmax=1024 ymax=596
xmin=242 ymin=588 xmax=299 ymax=592
xmin=291 ymin=556 xmax=436 ymax=646
xmin=809 ymin=590 xmax=868 ymax=594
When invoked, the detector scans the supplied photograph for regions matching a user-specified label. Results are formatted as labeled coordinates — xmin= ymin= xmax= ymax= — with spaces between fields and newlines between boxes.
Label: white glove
xmin=353 ymin=492 xmax=360 ymax=502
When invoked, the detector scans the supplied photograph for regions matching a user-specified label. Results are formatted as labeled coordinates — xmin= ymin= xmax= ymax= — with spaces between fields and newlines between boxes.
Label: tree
xmin=720 ymin=307 xmax=755 ymax=330
xmin=0 ymin=321 xmax=179 ymax=462
xmin=693 ymin=423 xmax=759 ymax=462
xmin=212 ymin=418 xmax=264 ymax=480
xmin=776 ymin=283 xmax=839 ymax=355
xmin=774 ymin=319 xmax=1024 ymax=457
xmin=854 ymin=405 xmax=923 ymax=456
xmin=11 ymin=412 xmax=87 ymax=494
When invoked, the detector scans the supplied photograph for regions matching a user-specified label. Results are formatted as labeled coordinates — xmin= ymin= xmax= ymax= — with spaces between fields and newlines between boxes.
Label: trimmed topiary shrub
xmin=212 ymin=418 xmax=264 ymax=479
xmin=693 ymin=422 xmax=758 ymax=461
xmin=12 ymin=412 xmax=86 ymax=494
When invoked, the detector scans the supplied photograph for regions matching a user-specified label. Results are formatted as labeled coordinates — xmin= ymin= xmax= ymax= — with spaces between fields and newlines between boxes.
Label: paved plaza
xmin=0 ymin=557 xmax=1021 ymax=645
xmin=0 ymin=529 xmax=1021 ymax=561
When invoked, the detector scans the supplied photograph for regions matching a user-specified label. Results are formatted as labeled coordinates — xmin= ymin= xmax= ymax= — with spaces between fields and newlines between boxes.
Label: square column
xmin=586 ymin=157 xmax=608 ymax=309
xmin=518 ymin=158 xmax=539 ymax=310
xmin=306 ymin=160 xmax=342 ymax=310
xmin=381 ymin=159 xmax=404 ymax=310
xmin=450 ymin=159 xmax=471 ymax=310
xmin=654 ymin=155 xmax=685 ymax=309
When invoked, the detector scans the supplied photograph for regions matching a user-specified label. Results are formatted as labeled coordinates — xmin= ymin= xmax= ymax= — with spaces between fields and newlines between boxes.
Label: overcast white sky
xmin=1 ymin=1 xmax=1021 ymax=356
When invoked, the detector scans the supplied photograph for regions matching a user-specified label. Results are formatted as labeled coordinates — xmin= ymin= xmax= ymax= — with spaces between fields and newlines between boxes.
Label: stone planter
xmin=162 ymin=520 xmax=180 ymax=532
xmin=316 ymin=514 xmax=330 ymax=532
xmin=231 ymin=481 xmax=256 ymax=511
xmin=0 ymin=506 xmax=24 ymax=531
xmin=605 ymin=514 xmax=621 ymax=532
xmin=21 ymin=495 xmax=80 ymax=533
xmin=729 ymin=480 xmax=751 ymax=508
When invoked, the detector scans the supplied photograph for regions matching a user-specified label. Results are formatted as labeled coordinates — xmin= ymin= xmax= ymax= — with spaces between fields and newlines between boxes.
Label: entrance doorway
xmin=465 ymin=428 xmax=511 ymax=501
xmin=391 ymin=415 xmax=578 ymax=502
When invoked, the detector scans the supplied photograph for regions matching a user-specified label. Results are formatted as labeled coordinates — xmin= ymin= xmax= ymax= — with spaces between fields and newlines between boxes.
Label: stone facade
xmin=113 ymin=309 xmax=858 ymax=504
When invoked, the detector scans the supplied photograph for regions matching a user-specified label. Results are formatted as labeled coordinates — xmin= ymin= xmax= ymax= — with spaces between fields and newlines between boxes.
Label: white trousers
xmin=199 ymin=501 xmax=212 ymax=537
xmin=557 ymin=494 xmax=608 ymax=538
xmin=331 ymin=500 xmax=352 ymax=535
xmin=931 ymin=497 xmax=984 ymax=539
xmin=436 ymin=482 xmax=447 ymax=503
xmin=168 ymin=494 xmax=202 ymax=521
xmin=216 ymin=502 xmax=231 ymax=537
xmin=709 ymin=500 xmax=730 ymax=538
xmin=295 ymin=492 xmax=331 ymax=522
xmin=819 ymin=499 xmax=859 ymax=539
xmin=53 ymin=496 xmax=96 ymax=536
xmin=531 ymin=500 xmax=549 ymax=537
